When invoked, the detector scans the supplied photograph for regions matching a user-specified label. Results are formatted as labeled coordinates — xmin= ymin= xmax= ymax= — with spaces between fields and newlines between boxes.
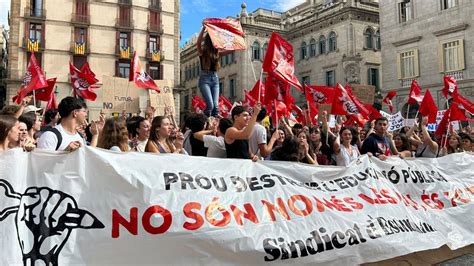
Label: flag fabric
xmin=70 ymin=63 xmax=98 ymax=101
xmin=45 ymin=91 xmax=58 ymax=111
xmin=248 ymin=80 xmax=265 ymax=103
xmin=450 ymin=101 xmax=467 ymax=121
xmin=442 ymin=76 xmax=458 ymax=98
xmin=262 ymin=32 xmax=303 ymax=92
xmin=454 ymin=94 xmax=474 ymax=115
xmin=408 ymin=80 xmax=423 ymax=104
xmin=288 ymin=104 xmax=304 ymax=124
xmin=13 ymin=53 xmax=48 ymax=104
xmin=80 ymin=62 xmax=99 ymax=84
xmin=243 ymin=90 xmax=257 ymax=107
xmin=435 ymin=110 xmax=450 ymax=137
xmin=382 ymin=91 xmax=397 ymax=113
xmin=305 ymin=85 xmax=336 ymax=105
xmin=268 ymin=101 xmax=289 ymax=126
xmin=218 ymin=95 xmax=233 ymax=118
xmin=192 ymin=95 xmax=207 ymax=112
xmin=418 ymin=89 xmax=438 ymax=123
xmin=331 ymin=83 xmax=359 ymax=116
xmin=130 ymin=51 xmax=159 ymax=92
xmin=263 ymin=74 xmax=294 ymax=107
xmin=203 ymin=18 xmax=246 ymax=51
xmin=435 ymin=102 xmax=467 ymax=137
xmin=34 ymin=78 xmax=56 ymax=102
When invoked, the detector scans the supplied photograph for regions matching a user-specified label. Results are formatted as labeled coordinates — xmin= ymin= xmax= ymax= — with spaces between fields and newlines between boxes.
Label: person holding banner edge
xmin=196 ymin=25 xmax=233 ymax=118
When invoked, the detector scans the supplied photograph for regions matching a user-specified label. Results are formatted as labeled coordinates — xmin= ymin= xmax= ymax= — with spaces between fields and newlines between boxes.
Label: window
xmin=326 ymin=70 xmax=335 ymax=86
xmin=399 ymin=0 xmax=413 ymax=23
xmin=220 ymin=57 xmax=225 ymax=67
xmin=229 ymin=78 xmax=236 ymax=98
xmin=76 ymin=1 xmax=87 ymax=16
xmin=150 ymin=11 xmax=160 ymax=26
xmin=73 ymin=56 xmax=87 ymax=69
xmin=74 ymin=27 xmax=87 ymax=43
xmin=149 ymin=35 xmax=158 ymax=52
xmin=29 ymin=23 xmax=42 ymax=42
xmin=441 ymin=0 xmax=456 ymax=10
xmin=119 ymin=32 xmax=129 ymax=48
xmin=30 ymin=0 xmax=43 ymax=16
xmin=440 ymin=39 xmax=464 ymax=72
xmin=368 ymin=68 xmax=379 ymax=90
xmin=262 ymin=43 xmax=268 ymax=58
xmin=364 ymin=28 xmax=373 ymax=49
xmin=397 ymin=49 xmax=419 ymax=79
xmin=328 ymin=32 xmax=337 ymax=52
xmin=310 ymin=39 xmax=316 ymax=57
xmin=318 ymin=36 xmax=326 ymax=55
xmin=375 ymin=30 xmax=381 ymax=50
xmin=300 ymin=42 xmax=307 ymax=60
xmin=252 ymin=41 xmax=260 ymax=60
xmin=219 ymin=79 xmax=224 ymax=95
xmin=118 ymin=61 xmax=130 ymax=78
xmin=149 ymin=63 xmax=161 ymax=80
xmin=301 ymin=76 xmax=310 ymax=86
xmin=184 ymin=94 xmax=189 ymax=110
xmin=229 ymin=52 xmax=235 ymax=63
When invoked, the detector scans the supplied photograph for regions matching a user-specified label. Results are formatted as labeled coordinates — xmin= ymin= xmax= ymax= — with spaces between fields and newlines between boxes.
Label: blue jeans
xmin=199 ymin=71 xmax=219 ymax=117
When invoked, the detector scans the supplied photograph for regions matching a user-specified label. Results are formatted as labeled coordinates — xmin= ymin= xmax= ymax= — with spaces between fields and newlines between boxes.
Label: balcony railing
xmin=146 ymin=50 xmax=164 ymax=62
xmin=148 ymin=23 xmax=163 ymax=34
xmin=71 ymin=41 xmax=90 ymax=55
xmin=22 ymin=37 xmax=44 ymax=52
xmin=71 ymin=13 xmax=90 ymax=25
xmin=116 ymin=46 xmax=133 ymax=59
xmin=444 ymin=70 xmax=464 ymax=81
xmin=24 ymin=7 xmax=46 ymax=20
xmin=399 ymin=78 xmax=414 ymax=88
xmin=118 ymin=0 xmax=132 ymax=5
xmin=116 ymin=18 xmax=134 ymax=29
xmin=149 ymin=0 xmax=161 ymax=11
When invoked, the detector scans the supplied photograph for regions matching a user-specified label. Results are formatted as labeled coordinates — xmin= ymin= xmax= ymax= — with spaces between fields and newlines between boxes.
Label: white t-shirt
xmin=135 ymin=139 xmax=148 ymax=152
xmin=336 ymin=144 xmax=359 ymax=167
xmin=37 ymin=124 xmax=86 ymax=151
xmin=203 ymin=135 xmax=226 ymax=158
xmin=249 ymin=123 xmax=267 ymax=156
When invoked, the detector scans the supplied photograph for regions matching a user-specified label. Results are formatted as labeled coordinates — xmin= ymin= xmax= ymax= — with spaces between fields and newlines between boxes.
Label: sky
xmin=0 ymin=0 xmax=10 ymax=29
xmin=180 ymin=0 xmax=305 ymax=47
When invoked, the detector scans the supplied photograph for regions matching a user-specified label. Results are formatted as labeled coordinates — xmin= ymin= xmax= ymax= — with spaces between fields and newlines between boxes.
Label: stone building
xmin=380 ymin=0 xmax=473 ymax=114
xmin=0 ymin=25 xmax=8 ymax=109
xmin=180 ymin=0 xmax=381 ymax=117
xmin=6 ymin=0 xmax=180 ymax=119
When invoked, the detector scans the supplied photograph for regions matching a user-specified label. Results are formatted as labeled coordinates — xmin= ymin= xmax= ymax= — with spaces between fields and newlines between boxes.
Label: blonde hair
xmin=97 ymin=117 xmax=129 ymax=152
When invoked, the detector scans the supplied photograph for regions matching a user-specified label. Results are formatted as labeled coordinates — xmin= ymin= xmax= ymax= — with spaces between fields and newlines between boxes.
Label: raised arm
xmin=225 ymin=103 xmax=262 ymax=143
xmin=196 ymin=26 xmax=205 ymax=56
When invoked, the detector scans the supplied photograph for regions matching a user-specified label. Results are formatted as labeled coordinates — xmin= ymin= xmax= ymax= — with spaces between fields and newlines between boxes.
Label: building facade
xmin=380 ymin=0 xmax=473 ymax=114
xmin=180 ymin=0 xmax=381 ymax=118
xmin=0 ymin=25 xmax=8 ymax=109
xmin=6 ymin=0 xmax=180 ymax=119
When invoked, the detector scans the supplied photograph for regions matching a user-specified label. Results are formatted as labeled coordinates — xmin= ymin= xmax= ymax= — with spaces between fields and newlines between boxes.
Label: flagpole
xmin=125 ymin=80 xmax=130 ymax=118
xmin=274 ymin=99 xmax=279 ymax=129
xmin=443 ymin=99 xmax=452 ymax=149
xmin=33 ymin=90 xmax=37 ymax=107
xmin=257 ymin=70 xmax=263 ymax=103
xmin=406 ymin=103 xmax=410 ymax=121
xmin=247 ymin=49 xmax=257 ymax=82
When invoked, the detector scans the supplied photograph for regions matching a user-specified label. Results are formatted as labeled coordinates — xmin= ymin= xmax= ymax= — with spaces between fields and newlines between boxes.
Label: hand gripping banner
xmin=0 ymin=148 xmax=473 ymax=265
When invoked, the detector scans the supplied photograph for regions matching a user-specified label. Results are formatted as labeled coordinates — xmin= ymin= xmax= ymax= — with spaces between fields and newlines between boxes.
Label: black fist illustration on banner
xmin=0 ymin=179 xmax=104 ymax=266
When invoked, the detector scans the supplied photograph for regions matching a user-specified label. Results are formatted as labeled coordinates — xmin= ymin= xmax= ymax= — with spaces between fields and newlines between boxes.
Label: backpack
xmin=43 ymin=127 xmax=63 ymax=151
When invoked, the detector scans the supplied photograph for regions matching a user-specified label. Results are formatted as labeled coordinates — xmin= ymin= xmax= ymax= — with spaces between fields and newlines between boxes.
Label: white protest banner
xmin=0 ymin=148 xmax=473 ymax=265
xmin=386 ymin=111 xmax=404 ymax=132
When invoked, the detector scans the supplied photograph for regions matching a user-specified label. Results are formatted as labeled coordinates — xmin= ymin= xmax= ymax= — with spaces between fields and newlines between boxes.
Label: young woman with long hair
xmin=333 ymin=126 xmax=360 ymax=166
xmin=0 ymin=115 xmax=20 ymax=152
xmin=393 ymin=133 xmax=412 ymax=158
xmin=97 ymin=117 xmax=129 ymax=152
xmin=146 ymin=116 xmax=185 ymax=154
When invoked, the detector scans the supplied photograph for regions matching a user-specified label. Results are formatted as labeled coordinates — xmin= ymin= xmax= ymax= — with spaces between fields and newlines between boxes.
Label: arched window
xmin=328 ymin=31 xmax=337 ymax=52
xmin=319 ymin=35 xmax=326 ymax=55
xmin=300 ymin=42 xmax=307 ymax=60
xmin=375 ymin=30 xmax=381 ymax=50
xmin=310 ymin=38 xmax=316 ymax=57
xmin=262 ymin=43 xmax=268 ymax=58
xmin=364 ymin=28 xmax=373 ymax=49
xmin=252 ymin=41 xmax=260 ymax=60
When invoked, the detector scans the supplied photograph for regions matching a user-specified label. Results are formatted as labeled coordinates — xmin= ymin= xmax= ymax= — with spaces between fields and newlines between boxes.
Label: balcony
xmin=115 ymin=18 xmax=134 ymax=29
xmin=146 ymin=50 xmax=164 ymax=62
xmin=24 ymin=7 xmax=46 ymax=21
xmin=444 ymin=70 xmax=464 ymax=81
xmin=118 ymin=0 xmax=132 ymax=5
xmin=71 ymin=13 xmax=90 ymax=25
xmin=70 ymin=41 xmax=90 ymax=55
xmin=116 ymin=46 xmax=133 ymax=59
xmin=22 ymin=37 xmax=44 ymax=52
xmin=149 ymin=0 xmax=161 ymax=11
xmin=148 ymin=23 xmax=163 ymax=34
xmin=399 ymin=78 xmax=414 ymax=88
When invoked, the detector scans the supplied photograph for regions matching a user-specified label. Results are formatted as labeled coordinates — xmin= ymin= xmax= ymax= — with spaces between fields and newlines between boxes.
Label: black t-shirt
xmin=199 ymin=55 xmax=218 ymax=72
xmin=225 ymin=139 xmax=250 ymax=159
xmin=360 ymin=133 xmax=393 ymax=156
xmin=190 ymin=134 xmax=208 ymax=156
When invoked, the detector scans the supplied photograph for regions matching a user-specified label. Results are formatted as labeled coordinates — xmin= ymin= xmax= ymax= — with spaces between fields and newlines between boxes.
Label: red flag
xmin=382 ymin=91 xmax=397 ymax=113
xmin=262 ymin=32 xmax=303 ymax=91
xmin=418 ymin=89 xmax=438 ymax=123
xmin=203 ymin=18 xmax=246 ymax=51
xmin=331 ymin=83 xmax=360 ymax=116
xmin=243 ymin=90 xmax=256 ymax=107
xmin=450 ymin=101 xmax=467 ymax=121
xmin=218 ymin=95 xmax=233 ymax=118
xmin=408 ymin=80 xmax=423 ymax=104
xmin=288 ymin=104 xmax=304 ymax=124
xmin=70 ymin=63 xmax=98 ymax=101
xmin=366 ymin=104 xmax=382 ymax=121
xmin=455 ymin=94 xmax=474 ymax=114
xmin=264 ymin=74 xmax=294 ymax=107
xmin=269 ymin=101 xmax=289 ymax=126
xmin=130 ymin=51 xmax=159 ymax=92
xmin=46 ymin=92 xmax=58 ymax=111
xmin=305 ymin=85 xmax=336 ymax=105
xmin=13 ymin=53 xmax=48 ymax=104
xmin=344 ymin=114 xmax=368 ymax=127
xmin=34 ymin=78 xmax=56 ymax=102
xmin=191 ymin=95 xmax=207 ymax=111
xmin=80 ymin=62 xmax=99 ymax=85
xmin=435 ymin=110 xmax=450 ymax=137
xmin=248 ymin=80 xmax=265 ymax=103
xmin=442 ymin=76 xmax=458 ymax=98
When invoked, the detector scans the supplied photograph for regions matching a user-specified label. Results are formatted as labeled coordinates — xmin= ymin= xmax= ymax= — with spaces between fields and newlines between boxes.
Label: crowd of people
xmin=1 ymin=95 xmax=472 ymax=166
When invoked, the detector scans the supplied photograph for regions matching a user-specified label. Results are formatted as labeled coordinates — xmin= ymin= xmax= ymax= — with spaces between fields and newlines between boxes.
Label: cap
xmin=23 ymin=105 xmax=42 ymax=114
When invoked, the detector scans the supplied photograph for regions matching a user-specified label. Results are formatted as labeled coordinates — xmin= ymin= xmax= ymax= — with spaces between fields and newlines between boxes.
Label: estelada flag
xmin=34 ymin=78 xmax=56 ymax=102
xmin=13 ymin=53 xmax=48 ymax=104
xmin=262 ymin=32 xmax=303 ymax=91
xmin=418 ymin=89 xmax=438 ymax=124
xmin=70 ymin=63 xmax=98 ymax=101
xmin=203 ymin=18 xmax=246 ymax=51
xmin=130 ymin=51 xmax=159 ymax=92
xmin=408 ymin=80 xmax=423 ymax=104
xmin=382 ymin=91 xmax=397 ymax=113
